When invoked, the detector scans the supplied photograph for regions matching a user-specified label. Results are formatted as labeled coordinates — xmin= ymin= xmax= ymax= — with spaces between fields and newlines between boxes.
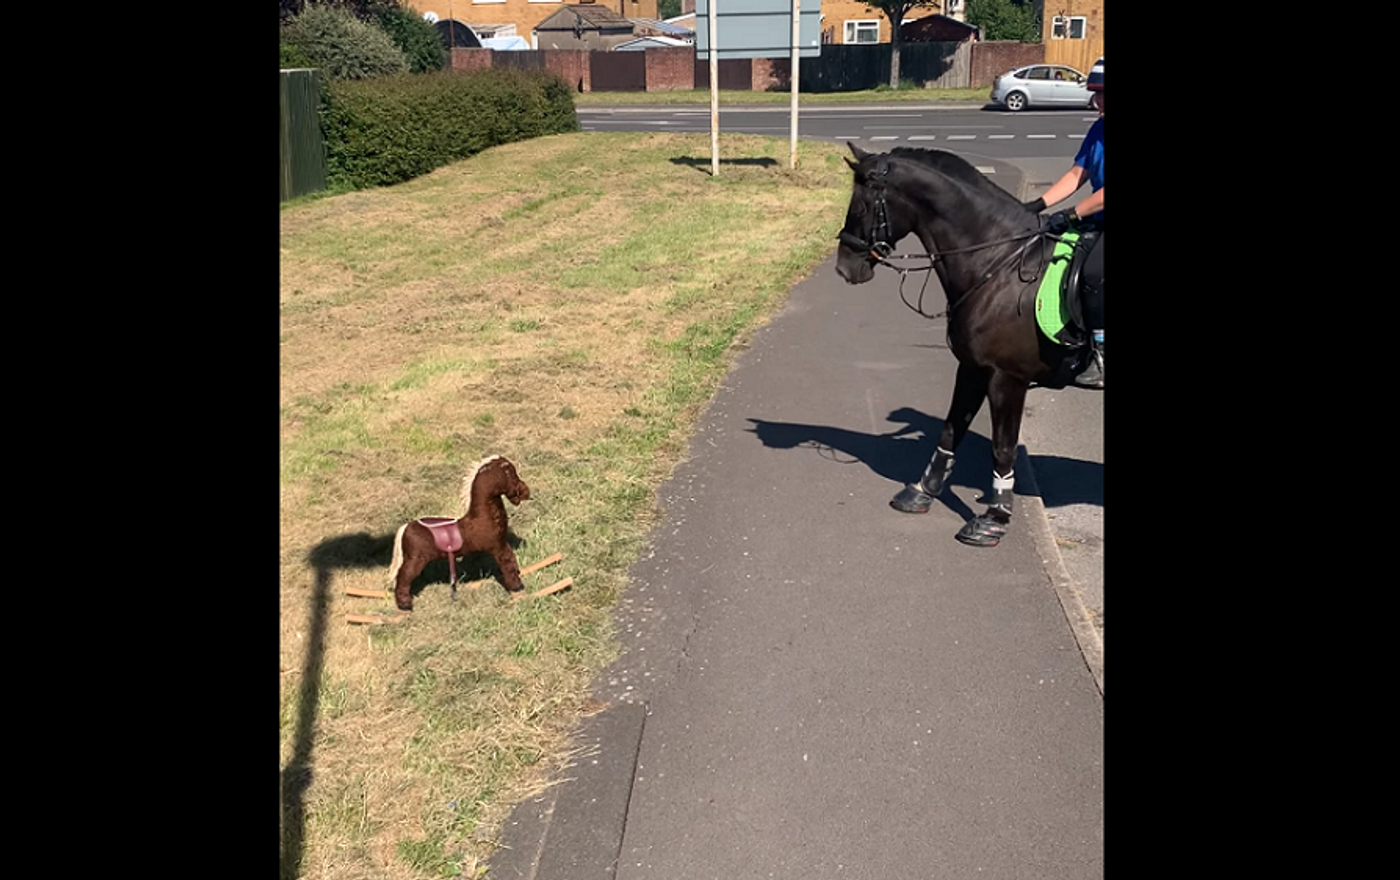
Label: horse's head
xmin=462 ymin=455 xmax=532 ymax=512
xmin=494 ymin=457 xmax=531 ymax=506
xmin=836 ymin=143 xmax=913 ymax=285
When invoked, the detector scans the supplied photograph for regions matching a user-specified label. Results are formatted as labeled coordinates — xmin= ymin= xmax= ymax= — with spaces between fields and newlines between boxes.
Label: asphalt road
xmin=578 ymin=104 xmax=1096 ymax=159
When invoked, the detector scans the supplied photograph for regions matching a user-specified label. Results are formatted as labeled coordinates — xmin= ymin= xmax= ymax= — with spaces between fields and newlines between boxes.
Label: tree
xmin=859 ymin=1 xmax=941 ymax=89
xmin=374 ymin=4 xmax=447 ymax=72
xmin=659 ymin=0 xmax=682 ymax=20
xmin=281 ymin=3 xmax=410 ymax=79
xmin=965 ymin=0 xmax=1040 ymax=43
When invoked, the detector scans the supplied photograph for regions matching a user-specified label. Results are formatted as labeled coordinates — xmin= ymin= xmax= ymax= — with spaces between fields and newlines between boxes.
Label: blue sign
xmin=695 ymin=0 xmax=822 ymax=61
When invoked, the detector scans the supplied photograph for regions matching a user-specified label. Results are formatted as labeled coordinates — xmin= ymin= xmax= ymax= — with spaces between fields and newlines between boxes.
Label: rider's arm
xmin=1073 ymin=186 xmax=1103 ymax=219
xmin=1037 ymin=165 xmax=1089 ymax=209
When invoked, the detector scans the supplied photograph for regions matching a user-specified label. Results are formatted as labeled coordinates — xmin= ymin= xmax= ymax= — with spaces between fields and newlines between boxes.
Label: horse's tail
xmin=388 ymin=523 xmax=408 ymax=584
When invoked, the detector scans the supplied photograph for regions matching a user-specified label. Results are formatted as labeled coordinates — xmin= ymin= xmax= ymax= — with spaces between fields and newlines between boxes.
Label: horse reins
xmin=840 ymin=157 xmax=1062 ymax=320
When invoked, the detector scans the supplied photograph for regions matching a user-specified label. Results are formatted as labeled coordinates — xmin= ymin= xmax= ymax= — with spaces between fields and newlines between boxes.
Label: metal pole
xmin=709 ymin=0 xmax=719 ymax=177
xmin=790 ymin=0 xmax=799 ymax=169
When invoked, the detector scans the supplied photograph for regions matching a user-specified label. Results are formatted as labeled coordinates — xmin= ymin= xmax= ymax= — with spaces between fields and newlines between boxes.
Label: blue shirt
xmin=1074 ymin=119 xmax=1104 ymax=224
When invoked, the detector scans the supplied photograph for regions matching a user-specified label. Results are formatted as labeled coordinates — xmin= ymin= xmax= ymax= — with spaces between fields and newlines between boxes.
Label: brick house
xmin=409 ymin=0 xmax=659 ymax=49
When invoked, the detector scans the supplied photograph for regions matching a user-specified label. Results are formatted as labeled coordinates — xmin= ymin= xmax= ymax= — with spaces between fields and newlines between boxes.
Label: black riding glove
xmin=1043 ymin=208 xmax=1079 ymax=235
xmin=1021 ymin=197 xmax=1046 ymax=213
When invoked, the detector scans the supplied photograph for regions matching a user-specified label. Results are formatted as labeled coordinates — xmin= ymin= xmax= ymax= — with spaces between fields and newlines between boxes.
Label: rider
xmin=1023 ymin=57 xmax=1104 ymax=388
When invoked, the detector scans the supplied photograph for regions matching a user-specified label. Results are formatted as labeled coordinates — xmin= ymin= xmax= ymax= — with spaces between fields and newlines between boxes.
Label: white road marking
xmin=946 ymin=135 xmax=975 ymax=140
xmin=975 ymin=167 xmax=996 ymax=174
xmin=870 ymin=136 xmax=899 ymax=141
xmin=1026 ymin=134 xmax=1057 ymax=139
xmin=908 ymin=135 xmax=937 ymax=141
xmin=988 ymin=134 xmax=1015 ymax=139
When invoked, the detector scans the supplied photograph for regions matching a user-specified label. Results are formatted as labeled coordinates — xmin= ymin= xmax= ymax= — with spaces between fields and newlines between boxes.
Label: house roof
xmin=628 ymin=18 xmax=695 ymax=38
xmin=536 ymin=5 xmax=634 ymax=31
xmin=435 ymin=19 xmax=482 ymax=48
xmin=902 ymin=14 xmax=980 ymax=41
xmin=614 ymin=35 xmax=691 ymax=50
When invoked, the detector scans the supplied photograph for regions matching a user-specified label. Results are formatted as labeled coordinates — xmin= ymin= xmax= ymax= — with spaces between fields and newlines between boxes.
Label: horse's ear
xmin=848 ymin=142 xmax=870 ymax=162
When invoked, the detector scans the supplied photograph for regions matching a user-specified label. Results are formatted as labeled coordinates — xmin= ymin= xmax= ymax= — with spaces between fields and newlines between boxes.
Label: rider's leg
xmin=1075 ymin=231 xmax=1104 ymax=388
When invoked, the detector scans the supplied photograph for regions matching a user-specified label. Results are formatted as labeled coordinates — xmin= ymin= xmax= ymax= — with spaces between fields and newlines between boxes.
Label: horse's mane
xmin=884 ymin=147 xmax=1023 ymax=213
xmin=459 ymin=454 xmax=504 ymax=511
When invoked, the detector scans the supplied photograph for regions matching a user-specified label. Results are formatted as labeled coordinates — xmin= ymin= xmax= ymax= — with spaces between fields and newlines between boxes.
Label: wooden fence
xmin=279 ymin=69 xmax=326 ymax=202
xmin=1043 ymin=38 xmax=1103 ymax=75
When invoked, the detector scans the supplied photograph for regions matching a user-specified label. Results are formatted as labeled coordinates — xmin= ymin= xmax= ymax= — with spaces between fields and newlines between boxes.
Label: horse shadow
xmin=745 ymin=406 xmax=1103 ymax=516
xmin=280 ymin=528 xmax=527 ymax=880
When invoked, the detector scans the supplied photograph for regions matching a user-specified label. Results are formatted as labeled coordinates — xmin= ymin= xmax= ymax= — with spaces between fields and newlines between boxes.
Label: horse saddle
xmin=417 ymin=517 xmax=464 ymax=555
xmin=1034 ymin=229 xmax=1100 ymax=346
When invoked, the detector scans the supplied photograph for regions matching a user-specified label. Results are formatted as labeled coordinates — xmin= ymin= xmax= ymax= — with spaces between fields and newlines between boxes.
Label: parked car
xmin=989 ymin=64 xmax=1093 ymax=112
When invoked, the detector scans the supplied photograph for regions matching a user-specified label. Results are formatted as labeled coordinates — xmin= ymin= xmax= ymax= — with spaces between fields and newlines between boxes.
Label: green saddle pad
xmin=1035 ymin=231 xmax=1082 ymax=344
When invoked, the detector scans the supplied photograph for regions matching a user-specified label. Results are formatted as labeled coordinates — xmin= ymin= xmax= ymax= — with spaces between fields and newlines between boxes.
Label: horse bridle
xmin=839 ymin=154 xmax=1057 ymax=318
xmin=838 ymin=156 xmax=898 ymax=264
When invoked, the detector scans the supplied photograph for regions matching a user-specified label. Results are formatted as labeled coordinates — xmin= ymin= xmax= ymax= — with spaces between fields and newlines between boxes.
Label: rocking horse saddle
xmin=417 ymin=517 xmax=464 ymax=555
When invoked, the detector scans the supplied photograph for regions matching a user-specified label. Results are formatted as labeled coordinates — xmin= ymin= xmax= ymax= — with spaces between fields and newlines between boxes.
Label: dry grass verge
xmin=281 ymin=131 xmax=852 ymax=878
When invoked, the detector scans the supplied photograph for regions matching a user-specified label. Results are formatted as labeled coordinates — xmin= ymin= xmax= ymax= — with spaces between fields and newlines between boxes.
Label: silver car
xmin=990 ymin=64 xmax=1092 ymax=112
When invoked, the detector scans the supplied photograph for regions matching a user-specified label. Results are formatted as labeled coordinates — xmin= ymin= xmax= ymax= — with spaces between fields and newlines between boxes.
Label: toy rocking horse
xmin=387 ymin=455 xmax=531 ymax=611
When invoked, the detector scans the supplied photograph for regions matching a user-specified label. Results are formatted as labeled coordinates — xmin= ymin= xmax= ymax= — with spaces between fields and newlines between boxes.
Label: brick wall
xmin=969 ymin=41 xmax=1044 ymax=89
xmin=544 ymin=50 xmax=591 ymax=93
xmin=644 ymin=46 xmax=695 ymax=91
xmin=450 ymin=48 xmax=493 ymax=74
xmin=453 ymin=42 xmax=1052 ymax=92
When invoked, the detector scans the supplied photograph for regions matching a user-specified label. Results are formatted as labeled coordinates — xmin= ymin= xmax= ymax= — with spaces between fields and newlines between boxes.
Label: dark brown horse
xmin=388 ymin=455 xmax=531 ymax=610
xmin=836 ymin=143 xmax=1080 ymax=547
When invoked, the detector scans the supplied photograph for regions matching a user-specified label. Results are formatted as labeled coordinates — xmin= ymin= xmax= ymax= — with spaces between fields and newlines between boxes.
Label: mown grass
xmin=280 ymin=131 xmax=854 ymax=879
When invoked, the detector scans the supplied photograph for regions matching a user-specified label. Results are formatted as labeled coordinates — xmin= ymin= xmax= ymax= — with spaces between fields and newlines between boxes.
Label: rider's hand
xmin=1043 ymin=208 xmax=1079 ymax=235
xmin=1021 ymin=197 xmax=1046 ymax=213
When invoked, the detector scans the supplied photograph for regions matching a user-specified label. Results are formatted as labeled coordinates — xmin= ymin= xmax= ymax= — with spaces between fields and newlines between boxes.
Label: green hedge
xmin=320 ymin=68 xmax=581 ymax=191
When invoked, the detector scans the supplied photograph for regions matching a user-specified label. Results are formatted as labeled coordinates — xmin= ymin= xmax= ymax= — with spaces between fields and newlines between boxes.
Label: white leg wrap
xmin=992 ymin=471 xmax=1015 ymax=492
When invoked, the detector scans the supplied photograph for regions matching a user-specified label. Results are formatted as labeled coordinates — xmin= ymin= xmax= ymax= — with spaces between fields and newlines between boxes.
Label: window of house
xmin=844 ymin=20 xmax=879 ymax=43
xmin=1051 ymin=15 xmax=1087 ymax=39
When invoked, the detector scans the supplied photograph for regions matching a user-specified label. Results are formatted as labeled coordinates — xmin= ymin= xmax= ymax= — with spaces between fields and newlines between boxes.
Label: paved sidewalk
xmin=489 ymin=152 xmax=1105 ymax=879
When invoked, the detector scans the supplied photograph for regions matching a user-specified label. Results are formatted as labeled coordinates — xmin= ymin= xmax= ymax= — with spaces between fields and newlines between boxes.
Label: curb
xmin=488 ymin=701 xmax=647 ymax=880
xmin=1015 ymin=446 xmax=1104 ymax=695
xmin=1004 ymin=161 xmax=1103 ymax=697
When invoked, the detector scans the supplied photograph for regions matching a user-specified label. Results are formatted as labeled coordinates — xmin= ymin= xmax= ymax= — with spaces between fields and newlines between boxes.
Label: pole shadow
xmin=279 ymin=528 xmax=524 ymax=880
xmin=669 ymin=155 xmax=780 ymax=172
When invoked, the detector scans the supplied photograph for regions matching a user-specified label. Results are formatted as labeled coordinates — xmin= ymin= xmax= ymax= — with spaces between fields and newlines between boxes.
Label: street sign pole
xmin=710 ymin=0 xmax=720 ymax=177
xmin=790 ymin=0 xmax=799 ymax=169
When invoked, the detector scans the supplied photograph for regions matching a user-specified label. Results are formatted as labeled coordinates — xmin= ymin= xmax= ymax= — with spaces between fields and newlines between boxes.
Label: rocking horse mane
xmin=459 ymin=454 xmax=505 ymax=514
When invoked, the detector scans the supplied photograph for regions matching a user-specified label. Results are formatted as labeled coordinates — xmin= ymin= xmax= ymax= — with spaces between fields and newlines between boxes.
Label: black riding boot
xmin=1075 ymin=335 xmax=1103 ymax=388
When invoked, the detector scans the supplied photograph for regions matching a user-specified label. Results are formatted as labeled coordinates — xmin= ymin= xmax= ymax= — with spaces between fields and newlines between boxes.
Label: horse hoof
xmin=890 ymin=484 xmax=935 ymax=513
xmin=955 ymin=514 xmax=1007 ymax=547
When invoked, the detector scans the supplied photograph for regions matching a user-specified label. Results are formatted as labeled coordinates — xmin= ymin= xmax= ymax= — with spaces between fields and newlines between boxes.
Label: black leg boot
xmin=956 ymin=473 xmax=1014 ymax=547
xmin=890 ymin=447 xmax=955 ymax=513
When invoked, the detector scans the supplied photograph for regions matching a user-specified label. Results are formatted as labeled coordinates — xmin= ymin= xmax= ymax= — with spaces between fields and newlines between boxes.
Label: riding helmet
xmin=1086 ymin=57 xmax=1103 ymax=91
